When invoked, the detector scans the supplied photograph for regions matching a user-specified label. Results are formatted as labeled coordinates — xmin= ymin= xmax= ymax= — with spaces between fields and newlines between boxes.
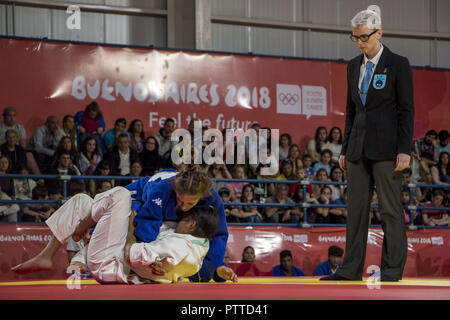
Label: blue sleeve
xmin=189 ymin=192 xmax=228 ymax=283
xmin=125 ymin=177 xmax=150 ymax=212
xmin=99 ymin=115 xmax=106 ymax=130
xmin=272 ymin=265 xmax=282 ymax=276
xmin=295 ymin=267 xmax=305 ymax=276
xmin=74 ymin=111 xmax=83 ymax=127
xmin=103 ymin=130 xmax=114 ymax=147
xmin=132 ymin=190 xmax=165 ymax=243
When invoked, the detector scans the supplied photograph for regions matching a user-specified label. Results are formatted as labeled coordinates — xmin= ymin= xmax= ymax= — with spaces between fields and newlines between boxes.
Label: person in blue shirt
xmin=124 ymin=164 xmax=236 ymax=283
xmin=314 ymin=246 xmax=344 ymax=276
xmin=272 ymin=250 xmax=304 ymax=276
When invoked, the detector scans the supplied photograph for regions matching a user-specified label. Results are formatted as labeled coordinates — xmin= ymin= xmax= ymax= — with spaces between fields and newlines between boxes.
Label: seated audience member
xmin=95 ymin=180 xmax=113 ymax=196
xmin=411 ymin=130 xmax=439 ymax=177
xmin=228 ymin=164 xmax=247 ymax=201
xmin=313 ymin=246 xmax=344 ymax=276
xmin=117 ymin=160 xmax=144 ymax=187
xmin=401 ymin=188 xmax=421 ymax=225
xmin=401 ymin=168 xmax=423 ymax=200
xmin=0 ymin=155 xmax=15 ymax=198
xmin=139 ymin=136 xmax=163 ymax=176
xmin=310 ymin=186 xmax=332 ymax=224
xmin=279 ymin=133 xmax=292 ymax=160
xmin=253 ymin=163 xmax=276 ymax=201
xmin=0 ymin=107 xmax=27 ymax=148
xmin=437 ymin=130 xmax=450 ymax=156
xmin=277 ymin=158 xmax=296 ymax=180
xmin=127 ymin=119 xmax=145 ymax=153
xmin=431 ymin=152 xmax=450 ymax=185
xmin=328 ymin=187 xmax=348 ymax=224
xmin=289 ymin=167 xmax=313 ymax=197
xmin=21 ymin=186 xmax=55 ymax=222
xmin=76 ymin=136 xmax=102 ymax=176
xmin=105 ymin=133 xmax=139 ymax=176
xmin=206 ymin=163 xmax=232 ymax=192
xmin=13 ymin=166 xmax=36 ymax=200
xmin=218 ymin=186 xmax=240 ymax=223
xmin=52 ymin=136 xmax=79 ymax=168
xmin=154 ymin=118 xmax=176 ymax=167
xmin=302 ymin=154 xmax=315 ymax=178
xmin=312 ymin=168 xmax=330 ymax=198
xmin=313 ymin=149 xmax=333 ymax=176
xmin=44 ymin=151 xmax=81 ymax=194
xmin=287 ymin=144 xmax=303 ymax=175
xmin=237 ymin=184 xmax=263 ymax=223
xmin=264 ymin=184 xmax=302 ymax=223
xmin=29 ymin=116 xmax=65 ymax=171
xmin=62 ymin=114 xmax=78 ymax=151
xmin=0 ymin=186 xmax=20 ymax=222
xmin=241 ymin=246 xmax=256 ymax=263
xmin=0 ymin=129 xmax=27 ymax=172
xmin=329 ymin=166 xmax=345 ymax=201
xmin=103 ymin=118 xmax=129 ymax=152
xmin=369 ymin=190 xmax=382 ymax=225
xmin=306 ymin=126 xmax=327 ymax=163
xmin=322 ymin=126 xmax=343 ymax=166
xmin=74 ymin=101 xmax=106 ymax=154
xmin=421 ymin=189 xmax=450 ymax=226
xmin=272 ymin=250 xmax=304 ymax=276
xmin=88 ymin=160 xmax=114 ymax=196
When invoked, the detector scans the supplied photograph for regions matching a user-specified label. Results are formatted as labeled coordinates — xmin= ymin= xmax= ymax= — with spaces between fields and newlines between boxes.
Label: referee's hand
xmin=395 ymin=153 xmax=411 ymax=171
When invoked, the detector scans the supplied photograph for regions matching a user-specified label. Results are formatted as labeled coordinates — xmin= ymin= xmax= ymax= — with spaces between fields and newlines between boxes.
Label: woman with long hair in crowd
xmin=279 ymin=133 xmax=292 ymax=161
xmin=76 ymin=136 xmax=102 ymax=176
xmin=62 ymin=115 xmax=78 ymax=151
xmin=287 ymin=144 xmax=303 ymax=174
xmin=323 ymin=126 xmax=343 ymax=167
xmin=306 ymin=126 xmax=327 ymax=163
xmin=128 ymin=119 xmax=146 ymax=153
xmin=88 ymin=160 xmax=114 ymax=197
xmin=139 ymin=136 xmax=163 ymax=176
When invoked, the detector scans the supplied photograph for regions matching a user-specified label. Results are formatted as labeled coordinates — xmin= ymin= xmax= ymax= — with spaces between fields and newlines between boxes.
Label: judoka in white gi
xmin=12 ymin=187 xmax=224 ymax=284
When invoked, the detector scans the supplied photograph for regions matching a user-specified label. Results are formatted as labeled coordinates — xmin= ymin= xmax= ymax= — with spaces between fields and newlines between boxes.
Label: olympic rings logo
xmin=278 ymin=93 xmax=299 ymax=105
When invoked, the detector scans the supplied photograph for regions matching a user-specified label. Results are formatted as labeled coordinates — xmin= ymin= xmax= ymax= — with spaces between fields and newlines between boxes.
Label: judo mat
xmin=1 ymin=277 xmax=450 ymax=300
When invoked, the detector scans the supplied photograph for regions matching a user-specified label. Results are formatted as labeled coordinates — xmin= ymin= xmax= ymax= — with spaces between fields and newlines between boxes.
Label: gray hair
xmin=351 ymin=5 xmax=382 ymax=30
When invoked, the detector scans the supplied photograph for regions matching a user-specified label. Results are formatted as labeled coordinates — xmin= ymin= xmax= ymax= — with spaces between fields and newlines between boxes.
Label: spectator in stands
xmin=21 ymin=186 xmax=54 ymax=222
xmin=287 ymin=144 xmax=303 ymax=175
xmin=252 ymin=163 xmax=276 ymax=202
xmin=313 ymin=149 xmax=333 ymax=176
xmin=95 ymin=180 xmax=113 ymax=196
xmin=306 ymin=126 xmax=327 ymax=163
xmin=127 ymin=119 xmax=145 ymax=153
xmin=0 ymin=186 xmax=20 ymax=222
xmin=0 ymin=155 xmax=15 ymax=198
xmin=88 ymin=160 xmax=114 ymax=197
xmin=401 ymin=167 xmax=423 ymax=201
xmin=103 ymin=118 xmax=129 ymax=152
xmin=241 ymin=246 xmax=255 ymax=263
xmin=289 ymin=167 xmax=313 ymax=197
xmin=310 ymin=186 xmax=332 ymax=224
xmin=279 ymin=133 xmax=292 ymax=160
xmin=62 ymin=114 xmax=78 ymax=151
xmin=328 ymin=187 xmax=348 ymax=224
xmin=431 ymin=152 xmax=450 ymax=185
xmin=272 ymin=250 xmax=304 ymax=276
xmin=237 ymin=184 xmax=263 ymax=223
xmin=264 ymin=183 xmax=302 ymax=223
xmin=117 ymin=159 xmax=144 ymax=187
xmin=13 ymin=165 xmax=36 ymax=200
xmin=0 ymin=107 xmax=27 ymax=148
xmin=53 ymin=136 xmax=78 ymax=165
xmin=76 ymin=136 xmax=102 ymax=176
xmin=329 ymin=166 xmax=345 ymax=201
xmin=421 ymin=189 xmax=450 ymax=226
xmin=229 ymin=164 xmax=247 ymax=200
xmin=74 ymin=101 xmax=106 ymax=154
xmin=412 ymin=130 xmax=439 ymax=176
xmin=105 ymin=133 xmax=139 ymax=177
xmin=47 ymin=186 xmax=63 ymax=212
xmin=312 ymin=168 xmax=329 ymax=198
xmin=218 ymin=186 xmax=240 ymax=223
xmin=437 ymin=130 xmax=450 ymax=156
xmin=369 ymin=190 xmax=382 ymax=225
xmin=302 ymin=154 xmax=315 ymax=178
xmin=401 ymin=188 xmax=421 ymax=225
xmin=323 ymin=126 xmax=343 ymax=166
xmin=206 ymin=163 xmax=232 ymax=192
xmin=29 ymin=116 xmax=65 ymax=172
xmin=0 ymin=129 xmax=27 ymax=173
xmin=139 ymin=136 xmax=163 ymax=176
xmin=313 ymin=246 xmax=344 ymax=276
xmin=278 ymin=158 xmax=296 ymax=181
xmin=44 ymin=151 xmax=81 ymax=194
xmin=155 ymin=118 xmax=175 ymax=166
xmin=418 ymin=171 xmax=434 ymax=203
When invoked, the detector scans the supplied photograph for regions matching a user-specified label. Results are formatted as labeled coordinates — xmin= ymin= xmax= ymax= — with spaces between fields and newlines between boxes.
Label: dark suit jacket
xmin=105 ymin=147 xmax=139 ymax=176
xmin=341 ymin=46 xmax=415 ymax=162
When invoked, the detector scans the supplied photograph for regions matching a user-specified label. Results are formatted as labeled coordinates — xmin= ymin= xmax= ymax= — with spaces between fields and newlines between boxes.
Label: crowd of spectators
xmin=0 ymin=102 xmax=448 ymax=226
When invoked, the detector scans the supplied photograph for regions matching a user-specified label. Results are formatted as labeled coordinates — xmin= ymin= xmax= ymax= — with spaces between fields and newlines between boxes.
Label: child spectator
xmin=329 ymin=166 xmax=345 ymax=201
xmin=302 ymin=154 xmax=315 ymax=178
xmin=272 ymin=250 xmax=304 ymax=276
xmin=401 ymin=188 xmax=421 ymax=225
xmin=228 ymin=164 xmax=247 ymax=200
xmin=322 ymin=126 xmax=343 ymax=166
xmin=310 ymin=186 xmax=332 ymax=224
xmin=88 ymin=160 xmax=114 ymax=197
xmin=277 ymin=158 xmax=296 ymax=180
xmin=241 ymin=246 xmax=255 ymax=263
xmin=76 ymin=136 xmax=102 ymax=176
xmin=313 ymin=149 xmax=333 ymax=176
xmin=279 ymin=133 xmax=292 ymax=160
xmin=95 ymin=180 xmax=113 ymax=196
xmin=312 ymin=168 xmax=329 ymax=199
xmin=313 ymin=246 xmax=344 ymax=276
xmin=21 ymin=186 xmax=55 ymax=222
xmin=287 ymin=144 xmax=303 ymax=174
xmin=421 ymin=189 xmax=450 ymax=226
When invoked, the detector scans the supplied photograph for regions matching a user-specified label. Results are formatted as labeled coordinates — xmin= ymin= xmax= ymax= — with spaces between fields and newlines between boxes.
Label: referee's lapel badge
xmin=373 ymin=74 xmax=387 ymax=89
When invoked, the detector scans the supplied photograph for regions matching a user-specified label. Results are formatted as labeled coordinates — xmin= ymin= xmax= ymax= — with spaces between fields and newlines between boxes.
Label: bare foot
xmin=11 ymin=255 xmax=53 ymax=274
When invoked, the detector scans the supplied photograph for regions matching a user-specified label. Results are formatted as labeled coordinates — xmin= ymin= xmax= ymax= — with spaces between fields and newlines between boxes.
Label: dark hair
xmin=95 ymin=160 xmax=110 ymax=173
xmin=437 ymin=152 xmax=450 ymax=178
xmin=320 ymin=148 xmax=332 ymax=158
xmin=433 ymin=189 xmax=445 ymax=198
xmin=328 ymin=246 xmax=344 ymax=257
xmin=55 ymin=136 xmax=78 ymax=159
xmin=128 ymin=119 xmax=145 ymax=139
xmin=144 ymin=136 xmax=159 ymax=151
xmin=280 ymin=133 xmax=292 ymax=145
xmin=425 ymin=130 xmax=438 ymax=137
xmin=32 ymin=186 xmax=48 ymax=200
xmin=187 ymin=205 xmax=220 ymax=239
xmin=438 ymin=130 xmax=449 ymax=141
xmin=330 ymin=166 xmax=344 ymax=181
xmin=240 ymin=184 xmax=255 ymax=203
xmin=241 ymin=246 xmax=255 ymax=262
xmin=0 ymin=155 xmax=12 ymax=172
xmin=164 ymin=118 xmax=175 ymax=125
xmin=314 ymin=126 xmax=327 ymax=153
xmin=68 ymin=181 xmax=87 ymax=197
xmin=328 ymin=126 xmax=343 ymax=144
xmin=84 ymin=101 xmax=102 ymax=119
xmin=280 ymin=250 xmax=292 ymax=260
xmin=115 ymin=118 xmax=127 ymax=126
xmin=80 ymin=136 xmax=101 ymax=158
xmin=173 ymin=164 xmax=212 ymax=197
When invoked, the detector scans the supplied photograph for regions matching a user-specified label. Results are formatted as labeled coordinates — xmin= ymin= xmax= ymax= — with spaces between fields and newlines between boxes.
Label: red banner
xmin=0 ymin=224 xmax=449 ymax=281
xmin=0 ymin=37 xmax=449 ymax=148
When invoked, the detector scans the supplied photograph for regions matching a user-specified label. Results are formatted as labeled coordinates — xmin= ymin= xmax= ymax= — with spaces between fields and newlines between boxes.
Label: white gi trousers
xmin=46 ymin=187 xmax=132 ymax=284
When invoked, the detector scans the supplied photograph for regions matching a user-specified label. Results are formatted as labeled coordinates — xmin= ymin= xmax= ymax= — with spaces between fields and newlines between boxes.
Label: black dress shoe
xmin=320 ymin=274 xmax=351 ymax=281
xmin=380 ymin=275 xmax=400 ymax=282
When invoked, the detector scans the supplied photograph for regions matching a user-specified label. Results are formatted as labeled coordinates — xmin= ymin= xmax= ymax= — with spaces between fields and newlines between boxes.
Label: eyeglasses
xmin=350 ymin=29 xmax=378 ymax=42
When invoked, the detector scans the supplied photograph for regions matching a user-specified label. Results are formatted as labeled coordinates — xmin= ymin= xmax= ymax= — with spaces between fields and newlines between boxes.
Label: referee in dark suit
xmin=321 ymin=5 xmax=414 ymax=282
